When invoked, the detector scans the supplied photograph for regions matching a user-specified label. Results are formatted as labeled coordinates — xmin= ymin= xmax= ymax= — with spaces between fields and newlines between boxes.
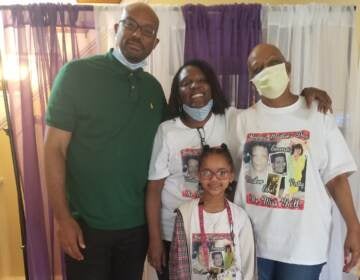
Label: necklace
xmin=196 ymin=127 xmax=206 ymax=147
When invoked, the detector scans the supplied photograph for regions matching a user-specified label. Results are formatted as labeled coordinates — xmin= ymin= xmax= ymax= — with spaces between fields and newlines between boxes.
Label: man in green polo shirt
xmin=44 ymin=3 xmax=166 ymax=279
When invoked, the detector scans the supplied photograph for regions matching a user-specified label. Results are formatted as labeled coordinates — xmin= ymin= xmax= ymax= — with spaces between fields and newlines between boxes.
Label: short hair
xmin=212 ymin=251 xmax=222 ymax=258
xmin=168 ymin=59 xmax=229 ymax=119
xmin=243 ymin=142 xmax=270 ymax=164
xmin=291 ymin=143 xmax=303 ymax=155
xmin=270 ymin=153 xmax=286 ymax=163
xmin=250 ymin=142 xmax=269 ymax=155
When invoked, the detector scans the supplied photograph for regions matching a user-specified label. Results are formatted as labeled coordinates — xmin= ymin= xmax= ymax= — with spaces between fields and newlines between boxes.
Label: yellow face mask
xmin=251 ymin=63 xmax=289 ymax=99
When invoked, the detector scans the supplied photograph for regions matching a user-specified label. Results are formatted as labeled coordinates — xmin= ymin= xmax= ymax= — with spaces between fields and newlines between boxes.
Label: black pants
xmin=156 ymin=240 xmax=171 ymax=280
xmin=65 ymin=221 xmax=148 ymax=280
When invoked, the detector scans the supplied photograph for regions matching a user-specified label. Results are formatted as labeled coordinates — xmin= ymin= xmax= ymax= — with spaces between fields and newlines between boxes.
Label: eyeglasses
xmin=199 ymin=168 xmax=231 ymax=180
xmin=119 ymin=18 xmax=157 ymax=38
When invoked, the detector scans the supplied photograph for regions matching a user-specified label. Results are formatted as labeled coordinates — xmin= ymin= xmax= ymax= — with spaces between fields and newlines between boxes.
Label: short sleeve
xmin=46 ymin=63 xmax=77 ymax=132
xmin=148 ymin=124 xmax=170 ymax=180
xmin=321 ymin=113 xmax=357 ymax=184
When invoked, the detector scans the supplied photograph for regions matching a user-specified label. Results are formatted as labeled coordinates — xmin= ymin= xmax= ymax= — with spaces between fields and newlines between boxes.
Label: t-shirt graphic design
xmin=191 ymin=233 xmax=237 ymax=279
xmin=181 ymin=148 xmax=202 ymax=198
xmin=243 ymin=131 xmax=309 ymax=210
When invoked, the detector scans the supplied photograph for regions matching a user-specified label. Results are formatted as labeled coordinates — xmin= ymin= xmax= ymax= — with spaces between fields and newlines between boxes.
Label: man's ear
xmin=114 ymin=23 xmax=119 ymax=34
xmin=152 ymin=38 xmax=159 ymax=50
xmin=285 ymin=61 xmax=291 ymax=75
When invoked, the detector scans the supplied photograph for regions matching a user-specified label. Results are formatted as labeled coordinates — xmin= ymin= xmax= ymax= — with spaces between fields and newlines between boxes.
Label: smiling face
xmin=115 ymin=4 xmax=159 ymax=63
xmin=251 ymin=145 xmax=269 ymax=173
xmin=199 ymin=153 xmax=234 ymax=198
xmin=212 ymin=252 xmax=223 ymax=267
xmin=187 ymin=158 xmax=199 ymax=179
xmin=273 ymin=155 xmax=286 ymax=174
xmin=178 ymin=66 xmax=212 ymax=108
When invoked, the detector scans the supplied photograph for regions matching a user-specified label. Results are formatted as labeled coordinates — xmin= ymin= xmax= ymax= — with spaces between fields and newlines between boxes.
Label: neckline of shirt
xmin=258 ymin=96 xmax=303 ymax=114
xmin=176 ymin=113 xmax=216 ymax=131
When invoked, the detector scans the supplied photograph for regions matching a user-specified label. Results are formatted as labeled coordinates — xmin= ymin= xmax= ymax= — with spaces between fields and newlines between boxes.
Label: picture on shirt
xmin=181 ymin=148 xmax=202 ymax=198
xmin=191 ymin=233 xmax=235 ymax=278
xmin=243 ymin=131 xmax=309 ymax=210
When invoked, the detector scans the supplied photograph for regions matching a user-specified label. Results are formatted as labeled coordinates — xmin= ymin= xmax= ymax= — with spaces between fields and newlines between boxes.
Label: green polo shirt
xmin=46 ymin=51 xmax=166 ymax=230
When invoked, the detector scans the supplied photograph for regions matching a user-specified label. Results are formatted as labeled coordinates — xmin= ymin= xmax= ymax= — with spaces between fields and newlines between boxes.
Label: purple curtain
xmin=182 ymin=4 xmax=261 ymax=108
xmin=0 ymin=4 xmax=95 ymax=279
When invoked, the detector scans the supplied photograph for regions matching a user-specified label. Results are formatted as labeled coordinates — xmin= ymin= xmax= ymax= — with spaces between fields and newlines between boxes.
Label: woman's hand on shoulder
xmin=300 ymin=87 xmax=333 ymax=113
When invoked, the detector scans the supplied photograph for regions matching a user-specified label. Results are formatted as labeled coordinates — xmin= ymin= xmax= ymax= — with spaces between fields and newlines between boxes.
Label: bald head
xmin=248 ymin=44 xmax=288 ymax=79
xmin=121 ymin=3 xmax=159 ymax=31
xmin=115 ymin=3 xmax=159 ymax=63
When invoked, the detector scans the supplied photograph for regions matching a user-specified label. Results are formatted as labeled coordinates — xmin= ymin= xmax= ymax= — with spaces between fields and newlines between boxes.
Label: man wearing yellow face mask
xmin=233 ymin=44 xmax=360 ymax=280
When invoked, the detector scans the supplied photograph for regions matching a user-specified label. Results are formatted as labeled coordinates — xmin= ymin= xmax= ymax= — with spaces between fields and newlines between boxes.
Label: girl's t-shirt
xmin=190 ymin=209 xmax=239 ymax=280
xmin=177 ymin=199 xmax=255 ymax=280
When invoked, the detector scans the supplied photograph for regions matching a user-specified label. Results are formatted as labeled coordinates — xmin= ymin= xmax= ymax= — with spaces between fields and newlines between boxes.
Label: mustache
xmin=127 ymin=39 xmax=144 ymax=48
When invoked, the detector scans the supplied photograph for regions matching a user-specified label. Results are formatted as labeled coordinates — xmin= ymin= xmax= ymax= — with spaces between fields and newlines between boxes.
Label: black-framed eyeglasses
xmin=119 ymin=18 xmax=157 ymax=38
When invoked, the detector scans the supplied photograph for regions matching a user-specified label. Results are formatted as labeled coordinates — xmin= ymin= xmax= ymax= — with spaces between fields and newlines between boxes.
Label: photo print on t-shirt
xmin=181 ymin=148 xmax=202 ymax=199
xmin=243 ymin=130 xmax=309 ymax=210
xmin=191 ymin=233 xmax=236 ymax=279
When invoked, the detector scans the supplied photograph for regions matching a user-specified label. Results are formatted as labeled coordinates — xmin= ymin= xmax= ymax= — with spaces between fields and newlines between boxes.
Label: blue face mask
xmin=183 ymin=99 xmax=213 ymax=121
xmin=112 ymin=47 xmax=147 ymax=70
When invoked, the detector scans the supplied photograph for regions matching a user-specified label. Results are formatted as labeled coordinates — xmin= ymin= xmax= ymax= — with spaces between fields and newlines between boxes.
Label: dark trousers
xmin=156 ymin=240 xmax=171 ymax=280
xmin=65 ymin=221 xmax=148 ymax=280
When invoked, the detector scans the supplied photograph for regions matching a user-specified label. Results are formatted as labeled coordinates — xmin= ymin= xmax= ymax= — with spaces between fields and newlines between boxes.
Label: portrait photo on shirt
xmin=191 ymin=233 xmax=234 ymax=277
xmin=263 ymin=173 xmax=282 ymax=196
xmin=243 ymin=131 xmax=309 ymax=210
xmin=181 ymin=148 xmax=202 ymax=198
xmin=270 ymin=152 xmax=287 ymax=175
xmin=182 ymin=148 xmax=201 ymax=182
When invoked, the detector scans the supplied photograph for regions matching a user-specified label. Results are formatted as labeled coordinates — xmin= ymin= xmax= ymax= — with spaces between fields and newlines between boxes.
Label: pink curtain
xmin=0 ymin=4 xmax=96 ymax=279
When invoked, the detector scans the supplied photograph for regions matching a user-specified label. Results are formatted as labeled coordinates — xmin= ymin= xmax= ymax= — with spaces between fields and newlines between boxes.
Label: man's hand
xmin=148 ymin=238 xmax=166 ymax=273
xmin=343 ymin=225 xmax=360 ymax=272
xmin=58 ymin=217 xmax=86 ymax=261
xmin=301 ymin=87 xmax=333 ymax=113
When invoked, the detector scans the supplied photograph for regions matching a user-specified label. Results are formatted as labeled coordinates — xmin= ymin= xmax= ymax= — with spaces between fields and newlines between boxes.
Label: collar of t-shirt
xmin=258 ymin=95 xmax=303 ymax=114
xmin=112 ymin=47 xmax=147 ymax=71
xmin=177 ymin=113 xmax=216 ymax=130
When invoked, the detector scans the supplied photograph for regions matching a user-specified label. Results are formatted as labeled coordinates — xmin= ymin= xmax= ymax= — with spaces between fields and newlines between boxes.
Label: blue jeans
xmin=257 ymin=257 xmax=325 ymax=280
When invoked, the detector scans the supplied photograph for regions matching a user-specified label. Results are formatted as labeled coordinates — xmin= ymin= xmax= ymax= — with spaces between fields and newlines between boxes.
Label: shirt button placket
xmin=128 ymin=72 xmax=138 ymax=100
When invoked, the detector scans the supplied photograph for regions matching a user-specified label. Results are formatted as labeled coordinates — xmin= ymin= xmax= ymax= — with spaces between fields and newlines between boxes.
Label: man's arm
xmin=44 ymin=125 xmax=85 ymax=261
xmin=146 ymin=178 xmax=166 ymax=272
xmin=326 ymin=174 xmax=360 ymax=272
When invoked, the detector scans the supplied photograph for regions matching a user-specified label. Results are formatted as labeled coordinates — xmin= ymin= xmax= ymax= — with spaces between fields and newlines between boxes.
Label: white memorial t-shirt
xmin=233 ymin=97 xmax=357 ymax=265
xmin=148 ymin=112 xmax=232 ymax=241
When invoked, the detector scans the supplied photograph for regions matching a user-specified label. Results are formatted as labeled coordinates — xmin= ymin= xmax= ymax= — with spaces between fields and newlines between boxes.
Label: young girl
xmin=169 ymin=144 xmax=255 ymax=280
